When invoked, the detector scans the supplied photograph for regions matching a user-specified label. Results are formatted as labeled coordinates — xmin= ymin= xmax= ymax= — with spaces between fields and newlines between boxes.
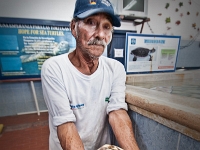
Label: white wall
xmin=0 ymin=0 xmax=200 ymax=40
xmin=139 ymin=0 xmax=200 ymax=40
xmin=0 ymin=0 xmax=75 ymax=21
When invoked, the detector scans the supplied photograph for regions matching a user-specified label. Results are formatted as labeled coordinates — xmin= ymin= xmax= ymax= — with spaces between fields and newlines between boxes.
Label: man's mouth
xmin=87 ymin=39 xmax=106 ymax=48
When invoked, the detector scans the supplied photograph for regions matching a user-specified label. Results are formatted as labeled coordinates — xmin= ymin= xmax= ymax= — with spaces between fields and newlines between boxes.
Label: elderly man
xmin=41 ymin=0 xmax=139 ymax=149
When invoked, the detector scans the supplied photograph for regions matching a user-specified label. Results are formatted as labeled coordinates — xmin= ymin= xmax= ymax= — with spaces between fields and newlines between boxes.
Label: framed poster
xmin=125 ymin=33 xmax=181 ymax=74
xmin=0 ymin=17 xmax=76 ymax=80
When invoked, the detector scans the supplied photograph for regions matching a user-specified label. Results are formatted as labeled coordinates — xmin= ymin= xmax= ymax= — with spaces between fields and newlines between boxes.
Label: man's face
xmin=72 ymin=13 xmax=113 ymax=59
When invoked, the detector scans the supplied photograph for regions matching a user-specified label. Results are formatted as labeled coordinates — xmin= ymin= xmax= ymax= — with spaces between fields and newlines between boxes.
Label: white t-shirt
xmin=41 ymin=53 xmax=127 ymax=150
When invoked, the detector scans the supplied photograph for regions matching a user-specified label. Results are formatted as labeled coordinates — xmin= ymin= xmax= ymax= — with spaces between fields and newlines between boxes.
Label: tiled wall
xmin=127 ymin=110 xmax=200 ymax=150
xmin=0 ymin=81 xmax=47 ymax=117
xmin=176 ymin=40 xmax=200 ymax=68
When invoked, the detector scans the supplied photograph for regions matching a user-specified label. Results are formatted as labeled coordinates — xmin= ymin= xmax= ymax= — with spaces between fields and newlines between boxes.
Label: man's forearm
xmin=109 ymin=109 xmax=139 ymax=150
xmin=57 ymin=122 xmax=84 ymax=150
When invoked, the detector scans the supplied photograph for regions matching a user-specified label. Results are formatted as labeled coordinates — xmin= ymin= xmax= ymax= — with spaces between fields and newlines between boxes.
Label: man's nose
xmin=93 ymin=25 xmax=106 ymax=40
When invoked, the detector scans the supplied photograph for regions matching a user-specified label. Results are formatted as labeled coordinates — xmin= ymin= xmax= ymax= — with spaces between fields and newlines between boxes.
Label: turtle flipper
xmin=133 ymin=56 xmax=137 ymax=61
xmin=149 ymin=55 xmax=153 ymax=61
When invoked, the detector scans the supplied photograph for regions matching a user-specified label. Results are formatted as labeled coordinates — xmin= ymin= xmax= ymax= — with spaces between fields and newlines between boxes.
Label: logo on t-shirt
xmin=105 ymin=97 xmax=110 ymax=103
xmin=70 ymin=103 xmax=84 ymax=110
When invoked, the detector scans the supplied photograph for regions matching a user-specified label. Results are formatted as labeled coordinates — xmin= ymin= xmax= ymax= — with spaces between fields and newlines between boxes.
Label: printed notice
xmin=125 ymin=33 xmax=181 ymax=73
xmin=114 ymin=48 xmax=123 ymax=57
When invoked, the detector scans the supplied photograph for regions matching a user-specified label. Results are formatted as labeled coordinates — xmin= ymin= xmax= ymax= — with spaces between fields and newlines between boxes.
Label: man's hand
xmin=57 ymin=122 xmax=84 ymax=150
xmin=109 ymin=109 xmax=140 ymax=150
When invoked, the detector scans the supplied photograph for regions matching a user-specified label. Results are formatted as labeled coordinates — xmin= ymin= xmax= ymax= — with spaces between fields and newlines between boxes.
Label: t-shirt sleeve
xmin=41 ymin=58 xmax=76 ymax=127
xmin=106 ymin=61 xmax=128 ymax=114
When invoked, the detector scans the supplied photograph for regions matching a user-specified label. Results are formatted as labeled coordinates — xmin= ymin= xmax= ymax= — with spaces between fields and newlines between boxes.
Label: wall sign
xmin=125 ymin=33 xmax=181 ymax=74
xmin=0 ymin=18 xmax=76 ymax=80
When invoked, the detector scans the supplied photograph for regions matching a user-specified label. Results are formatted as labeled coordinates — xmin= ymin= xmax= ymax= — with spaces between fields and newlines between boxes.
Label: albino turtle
xmin=98 ymin=144 xmax=123 ymax=150
xmin=130 ymin=47 xmax=156 ymax=61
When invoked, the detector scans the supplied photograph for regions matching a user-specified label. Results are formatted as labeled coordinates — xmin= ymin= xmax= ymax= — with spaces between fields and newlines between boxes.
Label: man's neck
xmin=68 ymin=50 xmax=99 ymax=75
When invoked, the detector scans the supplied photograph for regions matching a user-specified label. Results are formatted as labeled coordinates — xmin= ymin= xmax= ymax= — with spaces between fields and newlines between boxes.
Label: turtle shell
xmin=130 ymin=47 xmax=155 ymax=57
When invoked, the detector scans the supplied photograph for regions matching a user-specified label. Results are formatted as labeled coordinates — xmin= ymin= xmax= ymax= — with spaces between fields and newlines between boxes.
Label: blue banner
xmin=0 ymin=22 xmax=76 ymax=79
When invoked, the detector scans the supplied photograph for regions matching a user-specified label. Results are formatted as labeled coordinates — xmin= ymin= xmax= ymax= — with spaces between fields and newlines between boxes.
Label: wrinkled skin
xmin=68 ymin=13 xmax=113 ymax=75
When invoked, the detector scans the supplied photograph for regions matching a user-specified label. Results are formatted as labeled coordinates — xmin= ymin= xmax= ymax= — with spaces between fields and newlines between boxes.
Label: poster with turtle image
xmin=0 ymin=20 xmax=76 ymax=80
xmin=125 ymin=33 xmax=181 ymax=73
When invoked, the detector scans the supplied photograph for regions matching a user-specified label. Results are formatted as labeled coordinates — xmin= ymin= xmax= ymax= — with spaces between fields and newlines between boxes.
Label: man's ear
xmin=70 ymin=20 xmax=77 ymax=38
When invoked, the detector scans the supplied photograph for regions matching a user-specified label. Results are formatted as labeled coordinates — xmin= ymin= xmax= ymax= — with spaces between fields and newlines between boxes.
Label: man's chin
xmin=82 ymin=47 xmax=104 ymax=59
xmin=88 ymin=50 xmax=104 ymax=57
xmin=88 ymin=53 xmax=101 ymax=60
xmin=88 ymin=50 xmax=105 ymax=59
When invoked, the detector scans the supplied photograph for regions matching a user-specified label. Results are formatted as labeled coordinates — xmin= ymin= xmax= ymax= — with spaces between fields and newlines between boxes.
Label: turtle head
xmin=130 ymin=50 xmax=134 ymax=55
xmin=150 ymin=48 xmax=156 ymax=53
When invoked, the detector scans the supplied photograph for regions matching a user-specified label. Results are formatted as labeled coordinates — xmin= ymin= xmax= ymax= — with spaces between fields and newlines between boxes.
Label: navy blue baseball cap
xmin=73 ymin=0 xmax=121 ymax=27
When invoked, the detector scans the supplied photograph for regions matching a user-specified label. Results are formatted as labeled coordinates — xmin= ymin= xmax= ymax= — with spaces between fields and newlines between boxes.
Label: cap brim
xmin=77 ymin=8 xmax=121 ymax=27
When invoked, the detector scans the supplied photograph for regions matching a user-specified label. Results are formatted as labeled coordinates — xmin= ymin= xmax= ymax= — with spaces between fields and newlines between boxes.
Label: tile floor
xmin=0 ymin=112 xmax=49 ymax=150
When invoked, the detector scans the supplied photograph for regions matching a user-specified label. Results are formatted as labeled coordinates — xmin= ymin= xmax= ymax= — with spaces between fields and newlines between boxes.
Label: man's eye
xmin=104 ymin=25 xmax=110 ymax=29
xmin=86 ymin=19 xmax=96 ymax=26
xmin=104 ymin=25 xmax=112 ymax=31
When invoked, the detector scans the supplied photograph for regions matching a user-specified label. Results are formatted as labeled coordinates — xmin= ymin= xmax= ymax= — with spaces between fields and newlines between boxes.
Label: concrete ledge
xmin=126 ymin=69 xmax=200 ymax=84
xmin=126 ymin=85 xmax=200 ymax=141
xmin=125 ymin=69 xmax=200 ymax=141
